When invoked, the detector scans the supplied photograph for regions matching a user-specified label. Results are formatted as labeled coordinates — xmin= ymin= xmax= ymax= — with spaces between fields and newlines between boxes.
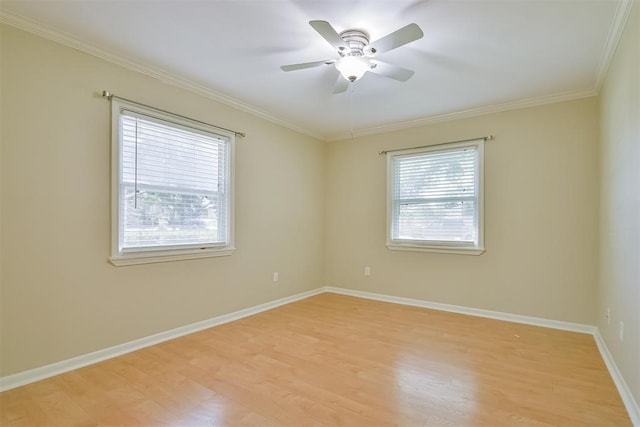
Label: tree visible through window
xmin=387 ymin=139 xmax=484 ymax=254
xmin=110 ymin=99 xmax=235 ymax=265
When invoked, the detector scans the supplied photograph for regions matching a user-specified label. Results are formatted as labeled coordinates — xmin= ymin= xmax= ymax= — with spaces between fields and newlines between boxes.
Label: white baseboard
xmin=593 ymin=329 xmax=640 ymax=426
xmin=325 ymin=286 xmax=639 ymax=425
xmin=0 ymin=287 xmax=324 ymax=392
xmin=324 ymin=286 xmax=595 ymax=333
xmin=2 ymin=285 xmax=638 ymax=426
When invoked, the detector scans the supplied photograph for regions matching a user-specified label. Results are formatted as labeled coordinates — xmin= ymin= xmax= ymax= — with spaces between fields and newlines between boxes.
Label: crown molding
xmin=1 ymin=0 xmax=631 ymax=143
xmin=327 ymin=88 xmax=598 ymax=141
xmin=0 ymin=10 xmax=323 ymax=141
xmin=594 ymin=0 xmax=635 ymax=91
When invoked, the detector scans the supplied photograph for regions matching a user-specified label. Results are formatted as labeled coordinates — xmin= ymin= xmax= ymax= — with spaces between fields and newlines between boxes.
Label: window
xmin=110 ymin=99 xmax=234 ymax=266
xmin=387 ymin=139 xmax=484 ymax=255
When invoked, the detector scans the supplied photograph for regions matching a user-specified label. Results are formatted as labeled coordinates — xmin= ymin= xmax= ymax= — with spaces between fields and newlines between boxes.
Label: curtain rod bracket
xmin=378 ymin=135 xmax=493 ymax=155
xmin=101 ymin=90 xmax=245 ymax=138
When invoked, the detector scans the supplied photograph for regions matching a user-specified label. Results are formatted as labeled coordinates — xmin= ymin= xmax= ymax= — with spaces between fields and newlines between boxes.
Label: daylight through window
xmin=387 ymin=139 xmax=484 ymax=255
xmin=110 ymin=99 xmax=234 ymax=265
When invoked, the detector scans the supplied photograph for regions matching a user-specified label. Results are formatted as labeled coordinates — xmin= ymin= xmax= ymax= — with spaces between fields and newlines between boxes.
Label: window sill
xmin=109 ymin=247 xmax=235 ymax=266
xmin=386 ymin=243 xmax=484 ymax=256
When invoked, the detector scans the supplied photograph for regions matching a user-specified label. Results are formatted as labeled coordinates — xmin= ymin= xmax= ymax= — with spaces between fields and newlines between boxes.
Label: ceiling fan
xmin=281 ymin=20 xmax=424 ymax=94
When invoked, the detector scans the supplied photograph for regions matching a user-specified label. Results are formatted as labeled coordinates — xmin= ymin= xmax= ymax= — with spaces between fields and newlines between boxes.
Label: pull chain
xmin=349 ymin=84 xmax=355 ymax=140
xmin=134 ymin=119 xmax=139 ymax=209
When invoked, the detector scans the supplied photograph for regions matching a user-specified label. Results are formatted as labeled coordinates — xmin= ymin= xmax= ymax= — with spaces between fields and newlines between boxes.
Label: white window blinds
xmin=119 ymin=111 xmax=230 ymax=251
xmin=388 ymin=140 xmax=483 ymax=252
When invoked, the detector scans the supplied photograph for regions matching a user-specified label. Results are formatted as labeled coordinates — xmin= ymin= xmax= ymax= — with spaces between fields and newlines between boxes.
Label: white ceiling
xmin=0 ymin=0 xmax=630 ymax=140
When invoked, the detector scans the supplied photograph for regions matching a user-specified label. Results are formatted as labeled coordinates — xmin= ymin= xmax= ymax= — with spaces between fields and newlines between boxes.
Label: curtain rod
xmin=101 ymin=91 xmax=246 ymax=138
xmin=378 ymin=135 xmax=493 ymax=155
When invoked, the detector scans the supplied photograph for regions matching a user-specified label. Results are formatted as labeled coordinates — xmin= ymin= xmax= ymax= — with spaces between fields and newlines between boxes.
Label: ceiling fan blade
xmin=309 ymin=20 xmax=349 ymax=53
xmin=332 ymin=76 xmax=350 ymax=94
xmin=281 ymin=59 xmax=335 ymax=72
xmin=365 ymin=23 xmax=424 ymax=56
xmin=369 ymin=60 xmax=415 ymax=82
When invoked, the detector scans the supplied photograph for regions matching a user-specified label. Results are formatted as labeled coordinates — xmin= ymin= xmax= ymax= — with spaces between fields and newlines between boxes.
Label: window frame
xmin=109 ymin=99 xmax=235 ymax=266
xmin=386 ymin=139 xmax=485 ymax=255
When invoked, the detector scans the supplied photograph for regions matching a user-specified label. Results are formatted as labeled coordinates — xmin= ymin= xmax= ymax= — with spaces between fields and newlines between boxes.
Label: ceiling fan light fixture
xmin=335 ymin=56 xmax=370 ymax=82
xmin=281 ymin=20 xmax=423 ymax=92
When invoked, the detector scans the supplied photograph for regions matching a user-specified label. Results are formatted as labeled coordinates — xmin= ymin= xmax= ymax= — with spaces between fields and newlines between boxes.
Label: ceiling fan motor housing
xmin=280 ymin=20 xmax=422 ymax=91
xmin=338 ymin=29 xmax=370 ymax=57
xmin=337 ymin=29 xmax=373 ymax=81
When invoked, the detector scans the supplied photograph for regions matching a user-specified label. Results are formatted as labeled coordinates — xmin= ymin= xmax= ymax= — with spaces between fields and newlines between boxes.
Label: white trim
xmin=386 ymin=244 xmax=484 ymax=255
xmin=0 ymin=9 xmax=623 ymax=143
xmin=594 ymin=0 xmax=636 ymax=91
xmin=0 ymin=287 xmax=324 ymax=392
xmin=593 ymin=329 xmax=640 ymax=426
xmin=324 ymin=287 xmax=595 ymax=334
xmin=326 ymin=0 xmax=638 ymax=143
xmin=0 ymin=10 xmax=321 ymax=141
xmin=324 ymin=286 xmax=639 ymax=424
xmin=386 ymin=139 xmax=485 ymax=256
xmin=108 ymin=248 xmax=235 ymax=266
xmin=327 ymin=89 xmax=598 ymax=141
xmin=2 ymin=285 xmax=638 ymax=425
xmin=109 ymin=98 xmax=236 ymax=266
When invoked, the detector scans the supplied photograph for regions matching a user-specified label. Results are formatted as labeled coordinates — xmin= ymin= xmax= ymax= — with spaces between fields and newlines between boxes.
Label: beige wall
xmin=0 ymin=25 xmax=326 ymax=376
xmin=325 ymin=98 xmax=600 ymax=324
xmin=598 ymin=1 xmax=640 ymax=404
xmin=0 ymin=11 xmax=635 ymax=405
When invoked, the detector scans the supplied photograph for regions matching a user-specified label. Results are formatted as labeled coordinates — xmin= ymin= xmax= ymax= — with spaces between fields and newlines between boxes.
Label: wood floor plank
xmin=0 ymin=293 xmax=632 ymax=426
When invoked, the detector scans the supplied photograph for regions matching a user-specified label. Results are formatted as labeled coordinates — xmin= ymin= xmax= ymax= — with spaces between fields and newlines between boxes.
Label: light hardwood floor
xmin=0 ymin=293 xmax=631 ymax=426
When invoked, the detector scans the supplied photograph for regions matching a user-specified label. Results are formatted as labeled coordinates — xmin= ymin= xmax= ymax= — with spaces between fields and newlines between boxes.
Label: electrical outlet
xmin=273 ymin=272 xmax=279 ymax=282
xmin=619 ymin=321 xmax=624 ymax=341
xmin=606 ymin=308 xmax=611 ymax=325
xmin=364 ymin=266 xmax=371 ymax=276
